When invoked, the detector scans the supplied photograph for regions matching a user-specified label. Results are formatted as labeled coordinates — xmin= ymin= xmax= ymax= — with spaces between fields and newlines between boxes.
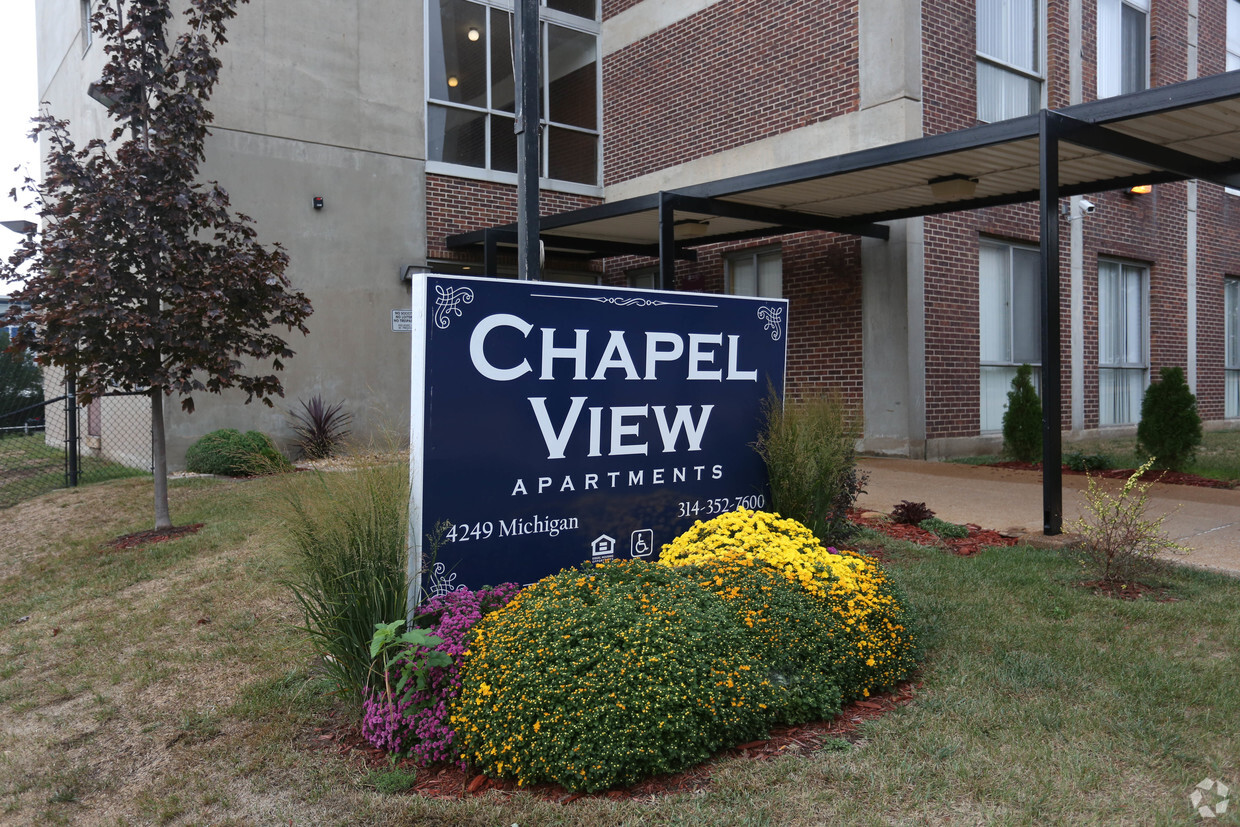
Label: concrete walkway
xmin=856 ymin=457 xmax=1240 ymax=576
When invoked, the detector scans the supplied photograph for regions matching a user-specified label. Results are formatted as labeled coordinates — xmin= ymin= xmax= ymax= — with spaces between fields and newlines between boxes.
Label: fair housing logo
xmin=1191 ymin=777 xmax=1231 ymax=820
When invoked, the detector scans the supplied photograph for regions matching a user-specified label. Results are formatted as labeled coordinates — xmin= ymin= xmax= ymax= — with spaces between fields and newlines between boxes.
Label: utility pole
xmin=513 ymin=0 xmax=540 ymax=281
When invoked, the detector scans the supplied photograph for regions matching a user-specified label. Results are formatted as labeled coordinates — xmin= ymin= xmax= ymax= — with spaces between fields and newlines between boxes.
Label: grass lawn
xmin=951 ymin=427 xmax=1240 ymax=482
xmin=0 ymin=473 xmax=1237 ymax=825
xmin=0 ymin=434 xmax=149 ymax=510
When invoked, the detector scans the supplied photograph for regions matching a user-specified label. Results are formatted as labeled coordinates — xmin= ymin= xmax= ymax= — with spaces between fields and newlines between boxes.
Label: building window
xmin=976 ymin=0 xmax=1042 ymax=122
xmin=81 ymin=0 xmax=93 ymax=51
xmin=1098 ymin=259 xmax=1147 ymax=425
xmin=426 ymin=0 xmax=600 ymax=191
xmin=979 ymin=240 xmax=1041 ymax=432
xmin=1226 ymin=278 xmax=1240 ymax=417
xmin=627 ymin=267 xmax=657 ymax=289
xmin=1230 ymin=0 xmax=1240 ymax=71
xmin=1097 ymin=0 xmax=1148 ymax=98
xmin=726 ymin=248 xmax=782 ymax=298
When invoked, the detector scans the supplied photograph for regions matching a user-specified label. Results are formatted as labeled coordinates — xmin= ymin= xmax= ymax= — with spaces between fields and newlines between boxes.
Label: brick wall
xmin=425 ymin=175 xmax=601 ymax=265
xmin=603 ymin=231 xmax=866 ymax=406
xmin=601 ymin=0 xmax=859 ymax=185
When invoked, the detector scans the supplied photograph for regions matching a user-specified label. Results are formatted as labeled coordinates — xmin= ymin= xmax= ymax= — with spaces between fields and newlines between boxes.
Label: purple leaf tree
xmin=2 ymin=0 xmax=311 ymax=529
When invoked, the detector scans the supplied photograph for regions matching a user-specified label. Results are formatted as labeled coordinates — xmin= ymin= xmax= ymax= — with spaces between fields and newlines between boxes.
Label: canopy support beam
xmin=1041 ymin=111 xmax=1064 ymax=535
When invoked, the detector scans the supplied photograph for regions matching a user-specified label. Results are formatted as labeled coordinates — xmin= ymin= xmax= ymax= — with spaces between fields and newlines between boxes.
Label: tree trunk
xmin=151 ymin=388 xmax=172 ymax=530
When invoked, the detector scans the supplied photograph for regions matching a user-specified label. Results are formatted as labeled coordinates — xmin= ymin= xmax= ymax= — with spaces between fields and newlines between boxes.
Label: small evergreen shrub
xmin=891 ymin=500 xmax=935 ymax=525
xmin=918 ymin=517 xmax=969 ymax=539
xmin=1065 ymin=450 xmax=1112 ymax=472
xmin=288 ymin=395 xmax=353 ymax=459
xmin=1002 ymin=364 xmax=1043 ymax=463
xmin=1136 ymin=366 xmax=1203 ymax=471
xmin=185 ymin=428 xmax=290 ymax=476
xmin=452 ymin=560 xmax=779 ymax=792
xmin=362 ymin=583 xmax=520 ymax=764
xmin=753 ymin=390 xmax=868 ymax=546
xmin=678 ymin=554 xmax=843 ymax=725
xmin=660 ymin=509 xmax=919 ymax=701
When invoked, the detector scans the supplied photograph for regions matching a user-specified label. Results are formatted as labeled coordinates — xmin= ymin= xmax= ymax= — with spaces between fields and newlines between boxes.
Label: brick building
xmin=33 ymin=0 xmax=1240 ymax=464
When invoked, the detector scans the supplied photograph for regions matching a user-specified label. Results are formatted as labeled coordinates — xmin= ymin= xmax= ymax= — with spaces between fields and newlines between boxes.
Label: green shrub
xmin=1064 ymin=450 xmax=1112 ymax=472
xmin=1002 ymin=364 xmax=1042 ymax=463
xmin=752 ymin=390 xmax=867 ymax=546
xmin=280 ymin=459 xmax=410 ymax=713
xmin=452 ymin=560 xmax=778 ymax=792
xmin=1136 ymin=366 xmax=1202 ymax=471
xmin=918 ymin=517 xmax=969 ymax=539
xmin=185 ymin=428 xmax=291 ymax=476
xmin=678 ymin=555 xmax=843 ymax=725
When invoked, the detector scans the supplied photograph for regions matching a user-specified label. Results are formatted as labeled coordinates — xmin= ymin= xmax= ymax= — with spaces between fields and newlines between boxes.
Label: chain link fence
xmin=1 ymin=388 xmax=152 ymax=509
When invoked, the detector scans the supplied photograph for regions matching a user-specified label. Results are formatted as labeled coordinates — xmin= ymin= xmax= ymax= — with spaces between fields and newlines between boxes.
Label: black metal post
xmin=1039 ymin=111 xmax=1063 ymax=535
xmin=65 ymin=372 xmax=79 ymax=487
xmin=658 ymin=192 xmax=675 ymax=290
xmin=513 ymin=0 xmax=540 ymax=281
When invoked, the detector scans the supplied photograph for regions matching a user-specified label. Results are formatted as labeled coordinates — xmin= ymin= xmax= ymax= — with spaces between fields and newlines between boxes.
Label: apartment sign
xmin=408 ymin=274 xmax=787 ymax=599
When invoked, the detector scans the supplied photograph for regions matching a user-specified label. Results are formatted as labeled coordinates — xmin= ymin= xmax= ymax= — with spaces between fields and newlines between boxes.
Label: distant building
xmin=33 ymin=0 xmax=1240 ymax=467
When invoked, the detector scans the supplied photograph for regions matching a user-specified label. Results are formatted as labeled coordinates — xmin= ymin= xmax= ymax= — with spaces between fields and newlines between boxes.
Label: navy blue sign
xmin=408 ymin=274 xmax=788 ymax=604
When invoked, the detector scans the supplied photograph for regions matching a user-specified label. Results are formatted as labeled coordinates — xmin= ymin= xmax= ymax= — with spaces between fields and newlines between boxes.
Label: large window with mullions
xmin=426 ymin=0 xmax=600 ymax=191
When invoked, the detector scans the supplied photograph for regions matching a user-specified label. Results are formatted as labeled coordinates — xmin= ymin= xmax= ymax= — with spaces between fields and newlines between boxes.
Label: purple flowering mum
xmin=361 ymin=582 xmax=520 ymax=765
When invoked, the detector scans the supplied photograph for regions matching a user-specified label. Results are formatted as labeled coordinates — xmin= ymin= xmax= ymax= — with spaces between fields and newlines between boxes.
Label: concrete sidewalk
xmin=856 ymin=457 xmax=1240 ymax=576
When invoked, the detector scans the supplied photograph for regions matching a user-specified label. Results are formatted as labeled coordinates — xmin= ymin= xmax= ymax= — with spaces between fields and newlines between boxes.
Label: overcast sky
xmin=1 ymin=1 xmax=39 ymax=292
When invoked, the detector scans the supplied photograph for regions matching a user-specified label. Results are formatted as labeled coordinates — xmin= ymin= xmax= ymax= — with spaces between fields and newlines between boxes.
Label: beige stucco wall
xmin=35 ymin=0 xmax=426 ymax=468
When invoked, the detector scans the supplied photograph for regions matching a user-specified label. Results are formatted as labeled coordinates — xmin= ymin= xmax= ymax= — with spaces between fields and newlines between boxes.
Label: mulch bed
xmin=988 ymin=461 xmax=1235 ymax=489
xmin=313 ymin=681 xmax=919 ymax=802
xmin=102 ymin=523 xmax=204 ymax=550
xmin=1080 ymin=578 xmax=1177 ymax=602
xmin=849 ymin=511 xmax=1019 ymax=556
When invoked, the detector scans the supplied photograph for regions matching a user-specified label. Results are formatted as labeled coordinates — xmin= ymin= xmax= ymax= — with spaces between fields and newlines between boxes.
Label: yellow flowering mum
xmin=660 ymin=508 xmax=919 ymax=700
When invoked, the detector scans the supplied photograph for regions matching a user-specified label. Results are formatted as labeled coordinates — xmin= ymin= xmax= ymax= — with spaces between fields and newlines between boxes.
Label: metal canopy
xmin=448 ymin=71 xmax=1240 ymax=256
xmin=445 ymin=70 xmax=1240 ymax=537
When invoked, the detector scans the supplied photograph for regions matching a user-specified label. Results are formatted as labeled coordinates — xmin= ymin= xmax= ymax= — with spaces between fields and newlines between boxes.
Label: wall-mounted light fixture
xmin=1 ymin=220 xmax=36 ymax=235
xmin=673 ymin=219 xmax=710 ymax=239
xmin=86 ymin=81 xmax=120 ymax=110
xmin=1128 ymin=184 xmax=1153 ymax=195
xmin=447 ymin=76 xmax=460 ymax=88
xmin=928 ymin=173 xmax=979 ymax=200
xmin=467 ymin=26 xmax=480 ymax=41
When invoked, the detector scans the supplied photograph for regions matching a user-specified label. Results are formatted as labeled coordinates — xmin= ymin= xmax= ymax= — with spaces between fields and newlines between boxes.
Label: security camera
xmin=1079 ymin=199 xmax=1096 ymax=215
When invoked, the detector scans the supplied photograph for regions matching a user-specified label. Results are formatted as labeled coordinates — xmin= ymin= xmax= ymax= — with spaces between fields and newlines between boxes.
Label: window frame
xmin=1097 ymin=258 xmax=1149 ymax=426
xmin=424 ymin=0 xmax=602 ymax=196
xmin=724 ymin=247 xmax=783 ymax=299
xmin=978 ymin=238 xmax=1042 ymax=432
xmin=1097 ymin=0 xmax=1149 ymax=99
xmin=975 ymin=0 xmax=1046 ymax=123
xmin=81 ymin=0 xmax=93 ymax=53
xmin=1226 ymin=277 xmax=1240 ymax=417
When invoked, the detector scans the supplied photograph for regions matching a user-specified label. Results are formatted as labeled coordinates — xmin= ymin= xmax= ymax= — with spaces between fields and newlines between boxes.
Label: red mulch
xmin=102 ymin=523 xmax=204 ymax=550
xmin=1080 ymin=579 xmax=1176 ymax=602
xmin=988 ymin=461 xmax=1235 ymax=489
xmin=311 ymin=681 xmax=919 ymax=802
xmin=849 ymin=511 xmax=1019 ymax=556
